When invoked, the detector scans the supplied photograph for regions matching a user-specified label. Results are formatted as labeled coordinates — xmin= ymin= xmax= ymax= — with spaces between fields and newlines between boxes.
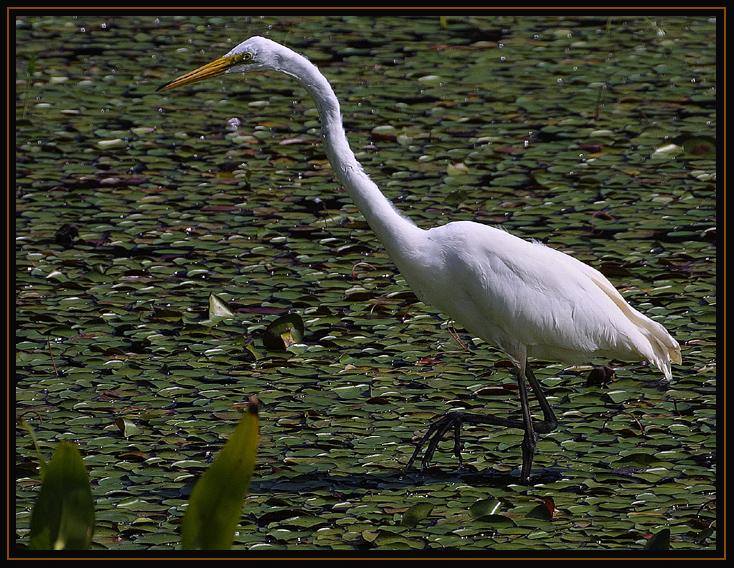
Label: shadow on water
xmin=250 ymin=466 xmax=565 ymax=494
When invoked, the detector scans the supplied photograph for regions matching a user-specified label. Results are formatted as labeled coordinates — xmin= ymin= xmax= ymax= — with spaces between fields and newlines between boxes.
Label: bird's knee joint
xmin=522 ymin=433 xmax=537 ymax=451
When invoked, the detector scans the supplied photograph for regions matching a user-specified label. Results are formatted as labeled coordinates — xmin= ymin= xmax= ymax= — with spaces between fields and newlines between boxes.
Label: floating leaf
xmin=181 ymin=402 xmax=260 ymax=550
xmin=616 ymin=452 xmax=658 ymax=466
xmin=527 ymin=497 xmax=555 ymax=520
xmin=469 ymin=498 xmax=502 ymax=519
xmin=651 ymin=144 xmax=683 ymax=158
xmin=208 ymin=293 xmax=234 ymax=319
xmin=114 ymin=417 xmax=139 ymax=438
xmin=675 ymin=135 xmax=716 ymax=158
xmin=605 ymin=390 xmax=636 ymax=404
xmin=472 ymin=514 xmax=517 ymax=527
xmin=263 ymin=313 xmax=305 ymax=350
xmin=29 ymin=442 xmax=95 ymax=550
xmin=243 ymin=338 xmax=262 ymax=361
xmin=400 ymin=503 xmax=433 ymax=527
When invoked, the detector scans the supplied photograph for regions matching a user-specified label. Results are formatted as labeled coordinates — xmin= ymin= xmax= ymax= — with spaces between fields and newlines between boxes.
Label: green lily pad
xmin=263 ymin=313 xmax=305 ymax=350
xmin=401 ymin=503 xmax=434 ymax=527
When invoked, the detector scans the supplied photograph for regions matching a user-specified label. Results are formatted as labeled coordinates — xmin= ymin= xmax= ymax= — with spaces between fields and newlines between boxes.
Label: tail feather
xmin=539 ymin=243 xmax=682 ymax=379
xmin=595 ymin=284 xmax=681 ymax=380
xmin=647 ymin=330 xmax=681 ymax=381
xmin=551 ymin=248 xmax=682 ymax=378
xmin=590 ymin=278 xmax=681 ymax=380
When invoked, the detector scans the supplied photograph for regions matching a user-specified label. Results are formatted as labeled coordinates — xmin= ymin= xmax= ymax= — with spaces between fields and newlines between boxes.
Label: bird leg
xmin=525 ymin=364 xmax=558 ymax=433
xmin=517 ymin=368 xmax=537 ymax=483
xmin=405 ymin=361 xmax=558 ymax=483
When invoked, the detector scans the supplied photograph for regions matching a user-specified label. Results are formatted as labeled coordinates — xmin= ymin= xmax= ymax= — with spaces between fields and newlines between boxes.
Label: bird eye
xmin=227 ymin=52 xmax=253 ymax=65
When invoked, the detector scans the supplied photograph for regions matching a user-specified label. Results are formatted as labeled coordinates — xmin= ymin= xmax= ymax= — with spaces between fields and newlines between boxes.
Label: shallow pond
xmin=15 ymin=15 xmax=717 ymax=552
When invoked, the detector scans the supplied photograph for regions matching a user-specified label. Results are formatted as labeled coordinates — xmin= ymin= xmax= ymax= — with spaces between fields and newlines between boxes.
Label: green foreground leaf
xmin=29 ymin=442 xmax=95 ymax=550
xmin=181 ymin=403 xmax=260 ymax=550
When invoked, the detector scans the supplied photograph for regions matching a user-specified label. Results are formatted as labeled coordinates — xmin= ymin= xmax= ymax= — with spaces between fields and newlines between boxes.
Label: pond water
xmin=15 ymin=15 xmax=717 ymax=552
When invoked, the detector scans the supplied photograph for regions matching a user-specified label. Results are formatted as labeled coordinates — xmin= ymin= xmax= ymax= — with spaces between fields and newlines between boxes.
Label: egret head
xmin=157 ymin=36 xmax=285 ymax=92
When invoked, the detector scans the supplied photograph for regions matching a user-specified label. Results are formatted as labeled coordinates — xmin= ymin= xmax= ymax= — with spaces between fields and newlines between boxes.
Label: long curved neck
xmin=277 ymin=48 xmax=422 ymax=254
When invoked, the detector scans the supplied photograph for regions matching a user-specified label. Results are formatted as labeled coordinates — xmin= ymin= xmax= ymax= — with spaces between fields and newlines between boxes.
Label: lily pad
xmin=263 ymin=313 xmax=305 ymax=350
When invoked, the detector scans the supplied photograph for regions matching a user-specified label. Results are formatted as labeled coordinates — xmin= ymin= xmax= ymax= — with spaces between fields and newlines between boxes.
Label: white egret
xmin=159 ymin=37 xmax=682 ymax=483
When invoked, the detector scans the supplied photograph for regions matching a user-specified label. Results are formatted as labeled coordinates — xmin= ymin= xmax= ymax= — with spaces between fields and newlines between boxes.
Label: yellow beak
xmin=157 ymin=55 xmax=234 ymax=92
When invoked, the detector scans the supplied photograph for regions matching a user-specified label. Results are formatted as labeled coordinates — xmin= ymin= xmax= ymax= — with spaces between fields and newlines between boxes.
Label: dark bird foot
xmin=404 ymin=411 xmax=528 ymax=474
xmin=405 ymin=411 xmax=468 ymax=473
xmin=404 ymin=409 xmax=556 ymax=484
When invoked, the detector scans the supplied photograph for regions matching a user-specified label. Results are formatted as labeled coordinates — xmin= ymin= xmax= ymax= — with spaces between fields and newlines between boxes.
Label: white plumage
xmin=159 ymin=36 xmax=682 ymax=482
xmin=399 ymin=221 xmax=681 ymax=379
